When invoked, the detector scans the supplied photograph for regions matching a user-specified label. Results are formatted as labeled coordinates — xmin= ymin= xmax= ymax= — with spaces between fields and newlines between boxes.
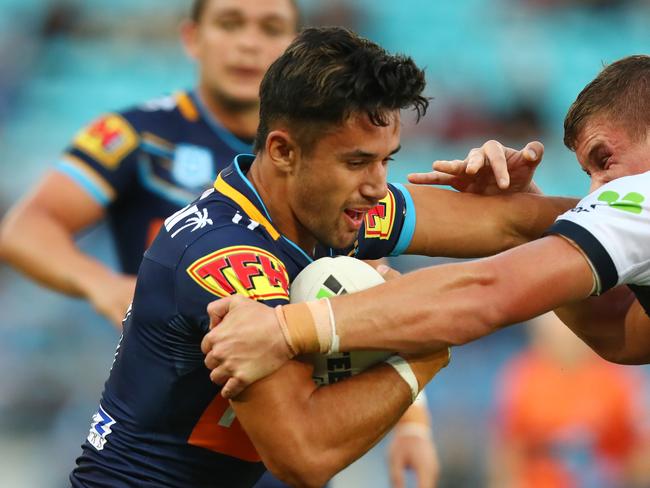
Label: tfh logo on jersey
xmin=187 ymin=245 xmax=289 ymax=300
xmin=73 ymin=114 xmax=138 ymax=168
xmin=364 ymin=190 xmax=396 ymax=240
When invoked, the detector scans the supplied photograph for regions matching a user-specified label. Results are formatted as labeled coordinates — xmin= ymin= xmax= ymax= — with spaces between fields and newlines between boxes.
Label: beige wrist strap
xmin=277 ymin=299 xmax=338 ymax=355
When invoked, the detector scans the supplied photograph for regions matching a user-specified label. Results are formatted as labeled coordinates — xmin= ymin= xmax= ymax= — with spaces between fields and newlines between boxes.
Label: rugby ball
xmin=290 ymin=256 xmax=391 ymax=386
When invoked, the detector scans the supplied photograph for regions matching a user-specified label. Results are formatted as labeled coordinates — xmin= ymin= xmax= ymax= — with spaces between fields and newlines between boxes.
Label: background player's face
xmin=288 ymin=112 xmax=400 ymax=250
xmin=185 ymin=0 xmax=296 ymax=107
xmin=574 ymin=116 xmax=650 ymax=193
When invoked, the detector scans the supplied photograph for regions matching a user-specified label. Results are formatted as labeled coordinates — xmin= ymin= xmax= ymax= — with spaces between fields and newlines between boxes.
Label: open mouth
xmin=344 ymin=208 xmax=366 ymax=228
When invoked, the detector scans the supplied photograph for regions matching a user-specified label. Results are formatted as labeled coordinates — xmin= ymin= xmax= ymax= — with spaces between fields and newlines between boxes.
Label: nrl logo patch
xmin=187 ymin=245 xmax=289 ymax=301
xmin=364 ymin=190 xmax=396 ymax=240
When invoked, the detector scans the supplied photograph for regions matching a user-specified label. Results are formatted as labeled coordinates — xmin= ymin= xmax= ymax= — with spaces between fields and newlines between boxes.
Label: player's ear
xmin=180 ymin=19 xmax=199 ymax=59
xmin=266 ymin=130 xmax=298 ymax=174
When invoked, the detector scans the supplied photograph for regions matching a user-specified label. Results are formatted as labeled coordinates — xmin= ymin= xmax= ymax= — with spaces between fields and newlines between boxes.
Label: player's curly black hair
xmin=254 ymin=26 xmax=429 ymax=154
xmin=564 ymin=55 xmax=650 ymax=150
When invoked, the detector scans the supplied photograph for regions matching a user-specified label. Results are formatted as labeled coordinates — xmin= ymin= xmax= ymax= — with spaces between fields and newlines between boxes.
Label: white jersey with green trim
xmin=548 ymin=170 xmax=650 ymax=314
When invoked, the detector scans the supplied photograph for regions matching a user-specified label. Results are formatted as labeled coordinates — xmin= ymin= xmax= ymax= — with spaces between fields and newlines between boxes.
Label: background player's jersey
xmin=548 ymin=171 xmax=650 ymax=315
xmin=56 ymin=90 xmax=252 ymax=274
xmin=70 ymin=155 xmax=417 ymax=487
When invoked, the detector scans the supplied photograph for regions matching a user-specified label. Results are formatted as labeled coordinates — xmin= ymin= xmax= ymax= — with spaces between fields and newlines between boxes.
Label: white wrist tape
xmin=413 ymin=390 xmax=428 ymax=407
xmin=325 ymin=298 xmax=340 ymax=354
xmin=385 ymin=355 xmax=419 ymax=403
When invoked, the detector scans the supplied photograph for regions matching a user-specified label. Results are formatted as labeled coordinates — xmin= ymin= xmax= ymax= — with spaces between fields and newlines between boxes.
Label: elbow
xmin=593 ymin=347 xmax=650 ymax=366
xmin=259 ymin=422 xmax=340 ymax=488
xmin=264 ymin=449 xmax=333 ymax=488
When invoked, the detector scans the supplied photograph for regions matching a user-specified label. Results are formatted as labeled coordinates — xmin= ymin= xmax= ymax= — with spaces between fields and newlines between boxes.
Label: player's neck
xmin=197 ymin=85 xmax=259 ymax=141
xmin=247 ymin=158 xmax=316 ymax=256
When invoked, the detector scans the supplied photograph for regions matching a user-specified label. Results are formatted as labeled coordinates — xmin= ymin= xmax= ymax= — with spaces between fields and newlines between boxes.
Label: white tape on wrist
xmin=413 ymin=390 xmax=428 ymax=407
xmin=385 ymin=355 xmax=419 ymax=403
xmin=325 ymin=298 xmax=340 ymax=354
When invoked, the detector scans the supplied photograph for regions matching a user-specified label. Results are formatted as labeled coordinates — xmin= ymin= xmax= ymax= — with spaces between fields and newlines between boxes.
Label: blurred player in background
xmin=489 ymin=312 xmax=646 ymax=488
xmin=0 ymin=0 xmax=297 ymax=327
xmin=0 ymin=2 xmax=442 ymax=486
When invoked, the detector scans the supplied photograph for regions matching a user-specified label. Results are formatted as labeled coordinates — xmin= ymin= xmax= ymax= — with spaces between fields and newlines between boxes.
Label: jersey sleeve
xmin=546 ymin=172 xmax=650 ymax=294
xmin=55 ymin=112 xmax=141 ymax=206
xmin=349 ymin=183 xmax=416 ymax=259
xmin=175 ymin=225 xmax=291 ymax=318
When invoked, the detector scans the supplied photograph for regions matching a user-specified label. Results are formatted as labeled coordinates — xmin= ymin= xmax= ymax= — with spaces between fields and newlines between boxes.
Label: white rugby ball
xmin=290 ymin=256 xmax=391 ymax=386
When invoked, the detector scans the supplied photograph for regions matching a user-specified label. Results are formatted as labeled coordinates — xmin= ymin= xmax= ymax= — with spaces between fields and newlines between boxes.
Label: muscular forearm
xmin=335 ymin=236 xmax=594 ymax=354
xmin=407 ymin=185 xmax=577 ymax=258
xmin=555 ymin=289 xmax=650 ymax=364
xmin=233 ymin=360 xmax=413 ymax=487
xmin=0 ymin=206 xmax=118 ymax=298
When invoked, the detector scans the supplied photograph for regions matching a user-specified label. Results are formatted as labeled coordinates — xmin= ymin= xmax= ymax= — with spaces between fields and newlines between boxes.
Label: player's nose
xmin=360 ymin=161 xmax=388 ymax=202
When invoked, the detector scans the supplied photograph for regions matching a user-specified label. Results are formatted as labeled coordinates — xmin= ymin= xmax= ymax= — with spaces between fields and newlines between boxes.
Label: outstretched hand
xmin=408 ymin=140 xmax=544 ymax=195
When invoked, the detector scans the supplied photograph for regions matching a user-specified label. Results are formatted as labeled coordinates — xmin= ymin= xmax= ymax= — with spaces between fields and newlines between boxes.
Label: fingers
xmin=522 ymin=140 xmax=544 ymax=165
xmin=221 ymin=376 xmax=246 ymax=399
xmin=416 ymin=465 xmax=435 ymax=488
xmin=407 ymin=171 xmax=458 ymax=186
xmin=376 ymin=264 xmax=402 ymax=281
xmin=482 ymin=140 xmax=509 ymax=189
xmin=206 ymin=295 xmax=239 ymax=330
xmin=431 ymin=159 xmax=466 ymax=175
xmin=389 ymin=454 xmax=405 ymax=488
xmin=209 ymin=364 xmax=230 ymax=385
xmin=465 ymin=148 xmax=487 ymax=176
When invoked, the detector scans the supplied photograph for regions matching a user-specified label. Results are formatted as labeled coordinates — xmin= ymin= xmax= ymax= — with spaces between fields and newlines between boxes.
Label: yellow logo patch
xmin=73 ymin=114 xmax=138 ymax=169
xmin=187 ymin=245 xmax=290 ymax=301
xmin=364 ymin=190 xmax=395 ymax=240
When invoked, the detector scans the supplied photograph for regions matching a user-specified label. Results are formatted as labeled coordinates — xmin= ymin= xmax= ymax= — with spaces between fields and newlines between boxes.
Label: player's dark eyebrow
xmin=340 ymin=145 xmax=401 ymax=159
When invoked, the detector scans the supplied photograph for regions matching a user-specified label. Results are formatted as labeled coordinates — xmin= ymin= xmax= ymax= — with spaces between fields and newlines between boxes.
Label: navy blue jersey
xmin=70 ymin=155 xmax=417 ymax=487
xmin=56 ymin=90 xmax=252 ymax=274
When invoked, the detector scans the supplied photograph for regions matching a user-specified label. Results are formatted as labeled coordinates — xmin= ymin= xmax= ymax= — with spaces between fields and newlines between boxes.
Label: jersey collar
xmin=214 ymin=155 xmax=280 ymax=240
xmin=214 ymin=155 xmax=315 ymax=263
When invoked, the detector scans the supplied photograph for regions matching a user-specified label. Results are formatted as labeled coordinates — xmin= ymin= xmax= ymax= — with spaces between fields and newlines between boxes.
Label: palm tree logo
xmin=171 ymin=208 xmax=213 ymax=238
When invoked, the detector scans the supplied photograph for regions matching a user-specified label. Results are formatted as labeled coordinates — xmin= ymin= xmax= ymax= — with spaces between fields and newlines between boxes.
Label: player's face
xmin=575 ymin=117 xmax=650 ymax=193
xmin=289 ymin=112 xmax=401 ymax=250
xmin=186 ymin=0 xmax=296 ymax=106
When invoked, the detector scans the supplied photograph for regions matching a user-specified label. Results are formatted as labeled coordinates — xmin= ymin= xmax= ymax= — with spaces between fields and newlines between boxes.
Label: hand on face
xmin=408 ymin=140 xmax=544 ymax=195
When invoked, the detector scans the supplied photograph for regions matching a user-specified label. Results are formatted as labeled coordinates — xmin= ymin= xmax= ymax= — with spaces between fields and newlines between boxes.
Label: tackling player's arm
xmin=205 ymin=235 xmax=592 ymax=397
xmin=554 ymin=288 xmax=650 ymax=365
xmin=227 ymin=352 xmax=447 ymax=488
xmin=335 ymin=235 xmax=595 ymax=352
xmin=404 ymin=139 xmax=577 ymax=258
xmin=0 ymin=171 xmax=135 ymax=327
xmin=405 ymin=185 xmax=577 ymax=258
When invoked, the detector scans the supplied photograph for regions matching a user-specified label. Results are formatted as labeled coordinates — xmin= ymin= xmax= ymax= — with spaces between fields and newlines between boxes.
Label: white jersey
xmin=548 ymin=170 xmax=650 ymax=314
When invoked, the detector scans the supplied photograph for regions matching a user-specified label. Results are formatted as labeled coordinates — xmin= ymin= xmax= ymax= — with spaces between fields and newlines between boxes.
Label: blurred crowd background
xmin=1 ymin=0 xmax=650 ymax=486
